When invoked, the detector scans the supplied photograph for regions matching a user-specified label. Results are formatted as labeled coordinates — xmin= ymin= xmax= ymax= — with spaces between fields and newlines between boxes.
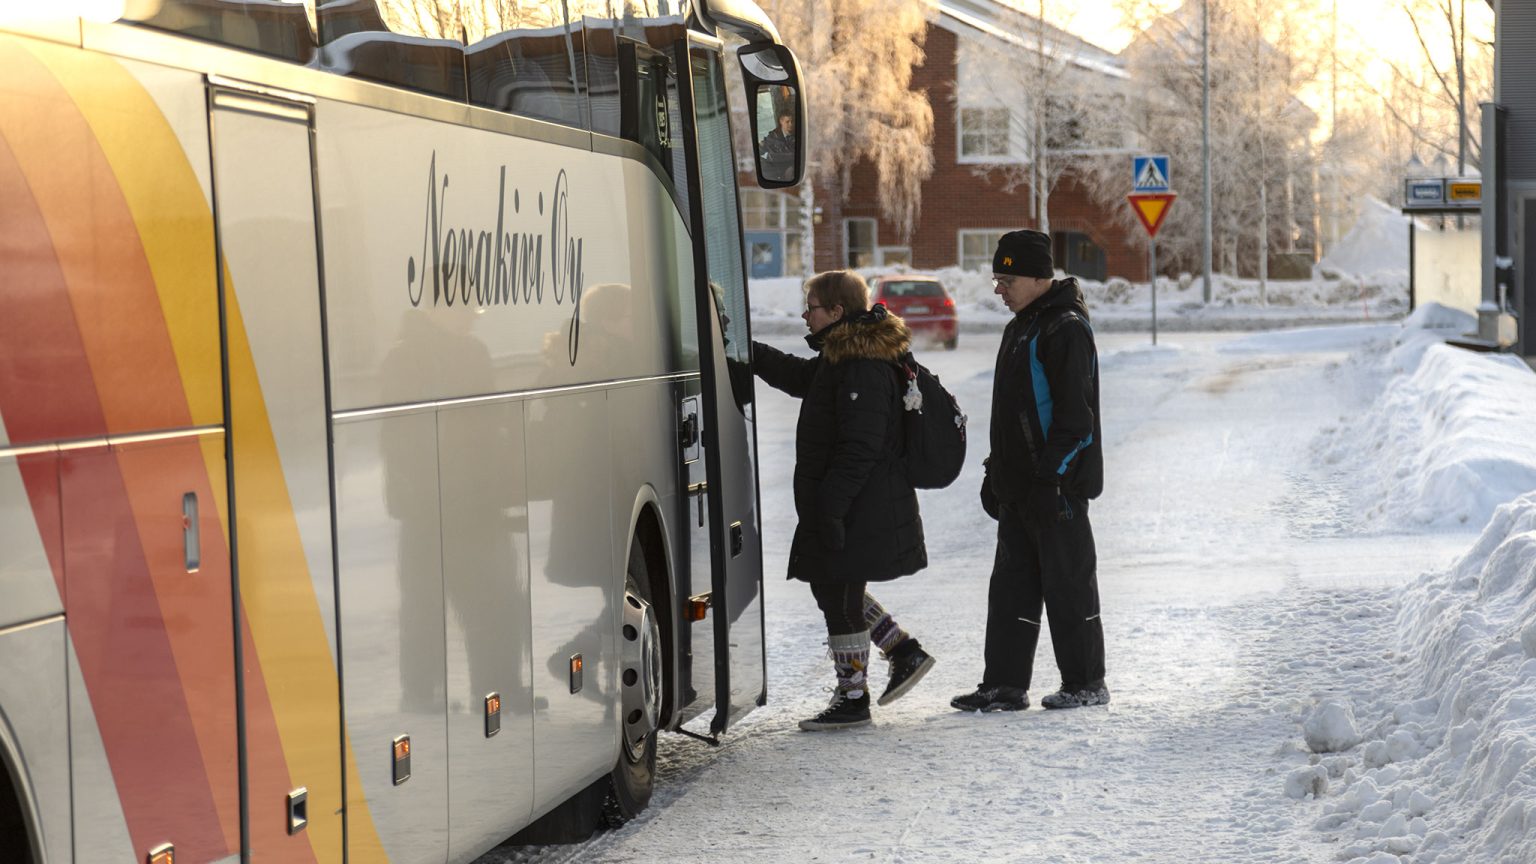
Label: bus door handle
xmin=688 ymin=482 xmax=707 ymax=528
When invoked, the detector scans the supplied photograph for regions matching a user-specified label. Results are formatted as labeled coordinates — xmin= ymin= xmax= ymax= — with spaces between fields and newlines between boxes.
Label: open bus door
xmin=677 ymin=37 xmax=766 ymax=734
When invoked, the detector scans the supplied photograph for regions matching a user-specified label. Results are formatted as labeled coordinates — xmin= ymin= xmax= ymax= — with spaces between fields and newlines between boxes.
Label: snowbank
xmin=1319 ymin=196 xmax=1412 ymax=280
xmin=1312 ymin=494 xmax=1536 ymax=863
xmin=749 ymin=266 xmax=1409 ymax=334
xmin=1312 ymin=305 xmax=1536 ymax=532
xmin=1290 ymin=307 xmax=1536 ymax=863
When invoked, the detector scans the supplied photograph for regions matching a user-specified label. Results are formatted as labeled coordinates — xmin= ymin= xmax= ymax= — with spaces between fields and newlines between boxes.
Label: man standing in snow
xmin=952 ymin=229 xmax=1109 ymax=713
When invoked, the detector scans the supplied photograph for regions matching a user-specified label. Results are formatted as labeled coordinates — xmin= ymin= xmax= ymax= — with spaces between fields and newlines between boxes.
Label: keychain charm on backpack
xmin=903 ymin=372 xmax=923 ymax=412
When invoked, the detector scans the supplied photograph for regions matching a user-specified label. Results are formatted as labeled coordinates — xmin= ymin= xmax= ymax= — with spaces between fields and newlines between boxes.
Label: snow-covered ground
xmin=488 ymin=305 xmax=1536 ymax=864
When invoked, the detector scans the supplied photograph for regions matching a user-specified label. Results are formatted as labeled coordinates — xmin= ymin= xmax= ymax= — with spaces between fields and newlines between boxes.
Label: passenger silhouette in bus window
xmin=759 ymin=107 xmax=796 ymax=183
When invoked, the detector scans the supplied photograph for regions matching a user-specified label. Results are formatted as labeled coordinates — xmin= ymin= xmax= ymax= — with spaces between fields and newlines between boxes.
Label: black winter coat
xmin=752 ymin=310 xmax=928 ymax=583
xmin=988 ymin=277 xmax=1103 ymax=505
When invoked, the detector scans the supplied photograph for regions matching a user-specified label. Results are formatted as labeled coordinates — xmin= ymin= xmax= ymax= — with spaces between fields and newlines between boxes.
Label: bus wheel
xmin=604 ymin=539 xmax=663 ymax=826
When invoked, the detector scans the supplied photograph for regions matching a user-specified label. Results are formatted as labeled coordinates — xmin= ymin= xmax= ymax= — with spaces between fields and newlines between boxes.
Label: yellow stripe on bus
xmin=23 ymin=38 xmax=384 ymax=863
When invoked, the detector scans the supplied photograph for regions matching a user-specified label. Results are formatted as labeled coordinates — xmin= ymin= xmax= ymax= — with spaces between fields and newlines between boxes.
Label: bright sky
xmin=1026 ymin=0 xmax=1494 ymax=135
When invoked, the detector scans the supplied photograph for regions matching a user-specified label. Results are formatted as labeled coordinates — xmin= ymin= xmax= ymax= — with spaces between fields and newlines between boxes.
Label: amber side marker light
xmin=570 ymin=653 xmax=584 ymax=693
xmin=392 ymin=735 xmax=411 ymax=786
xmin=687 ymin=593 xmax=711 ymax=622
xmin=485 ymin=692 xmax=501 ymax=738
xmin=148 ymin=843 xmax=175 ymax=864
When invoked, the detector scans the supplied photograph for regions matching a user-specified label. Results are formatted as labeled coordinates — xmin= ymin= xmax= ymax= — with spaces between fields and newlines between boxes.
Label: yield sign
xmin=1127 ymin=193 xmax=1177 ymax=237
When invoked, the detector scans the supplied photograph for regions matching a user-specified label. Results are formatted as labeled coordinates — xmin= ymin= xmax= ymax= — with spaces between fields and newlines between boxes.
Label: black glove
xmin=820 ymin=516 xmax=846 ymax=551
xmin=1025 ymin=480 xmax=1072 ymax=522
xmin=980 ymin=474 xmax=1000 ymax=520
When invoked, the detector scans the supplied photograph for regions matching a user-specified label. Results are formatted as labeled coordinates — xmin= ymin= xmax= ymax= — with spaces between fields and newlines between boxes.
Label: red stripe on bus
xmin=0 ymin=130 xmax=108 ymax=447
xmin=114 ymin=440 xmax=241 ymax=852
xmin=62 ymin=447 xmax=232 ymax=862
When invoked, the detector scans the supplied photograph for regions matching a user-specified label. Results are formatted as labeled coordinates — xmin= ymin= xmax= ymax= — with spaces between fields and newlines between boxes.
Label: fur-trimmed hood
xmin=816 ymin=304 xmax=912 ymax=364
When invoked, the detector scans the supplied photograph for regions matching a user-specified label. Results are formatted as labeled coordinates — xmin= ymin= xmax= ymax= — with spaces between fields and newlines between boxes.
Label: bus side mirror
xmin=737 ymin=42 xmax=805 ymax=189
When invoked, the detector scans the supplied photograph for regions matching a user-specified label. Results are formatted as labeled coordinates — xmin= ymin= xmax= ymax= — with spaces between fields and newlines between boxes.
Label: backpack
xmin=893 ymin=356 xmax=967 ymax=489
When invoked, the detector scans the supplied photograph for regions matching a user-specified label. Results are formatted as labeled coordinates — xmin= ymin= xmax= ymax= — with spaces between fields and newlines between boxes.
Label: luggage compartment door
xmin=211 ymin=83 xmax=347 ymax=863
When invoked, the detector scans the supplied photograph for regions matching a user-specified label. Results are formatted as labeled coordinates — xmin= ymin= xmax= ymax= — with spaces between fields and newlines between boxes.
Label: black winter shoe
xmin=799 ymin=691 xmax=872 ymax=731
xmin=877 ymin=642 xmax=935 ymax=706
xmin=950 ymin=684 xmax=1029 ymax=712
xmin=1040 ymin=680 xmax=1110 ymax=709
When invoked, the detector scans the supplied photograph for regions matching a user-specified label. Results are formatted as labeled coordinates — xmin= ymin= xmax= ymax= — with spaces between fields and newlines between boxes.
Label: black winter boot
xmin=877 ymin=640 xmax=935 ymax=706
xmin=798 ymin=690 xmax=872 ymax=731
xmin=950 ymin=684 xmax=1029 ymax=712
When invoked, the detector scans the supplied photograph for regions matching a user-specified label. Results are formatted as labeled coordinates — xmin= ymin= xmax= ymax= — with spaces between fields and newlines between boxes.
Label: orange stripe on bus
xmin=26 ymin=37 xmax=223 ymax=432
xmin=0 ymin=39 xmax=240 ymax=856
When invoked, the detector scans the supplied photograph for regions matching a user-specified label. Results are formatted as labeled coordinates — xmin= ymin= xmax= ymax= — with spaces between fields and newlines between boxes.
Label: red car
xmin=870 ymin=274 xmax=959 ymax=350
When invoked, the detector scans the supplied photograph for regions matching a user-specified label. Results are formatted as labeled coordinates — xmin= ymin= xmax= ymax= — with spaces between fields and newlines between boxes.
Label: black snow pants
xmin=983 ymin=497 xmax=1105 ymax=691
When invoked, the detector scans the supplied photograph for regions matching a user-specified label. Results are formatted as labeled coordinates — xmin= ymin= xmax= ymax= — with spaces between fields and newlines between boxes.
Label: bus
xmin=0 ymin=1 xmax=806 ymax=861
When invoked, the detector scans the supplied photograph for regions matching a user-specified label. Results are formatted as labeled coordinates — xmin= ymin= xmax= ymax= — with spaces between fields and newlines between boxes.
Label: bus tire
xmin=0 ymin=750 xmax=35 ymax=864
xmin=603 ymin=537 xmax=663 ymax=827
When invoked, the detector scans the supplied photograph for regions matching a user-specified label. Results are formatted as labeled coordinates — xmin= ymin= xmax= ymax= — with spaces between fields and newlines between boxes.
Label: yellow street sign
xmin=1447 ymin=181 xmax=1481 ymax=202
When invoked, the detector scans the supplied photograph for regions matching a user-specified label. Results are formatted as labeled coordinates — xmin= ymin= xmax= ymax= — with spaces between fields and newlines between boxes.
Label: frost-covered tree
xmin=755 ymin=0 xmax=935 ymax=274
xmin=961 ymin=2 xmax=1129 ymax=237
xmin=1089 ymin=0 xmax=1323 ymax=284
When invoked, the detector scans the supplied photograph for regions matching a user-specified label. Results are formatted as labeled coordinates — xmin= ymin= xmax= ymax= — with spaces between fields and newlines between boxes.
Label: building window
xmin=1055 ymin=231 xmax=1107 ymax=281
xmin=741 ymin=188 xmax=806 ymax=277
xmin=958 ymin=107 xmax=1011 ymax=161
xmin=845 ymin=218 xmax=877 ymax=268
xmin=959 ymin=230 xmax=1008 ymax=271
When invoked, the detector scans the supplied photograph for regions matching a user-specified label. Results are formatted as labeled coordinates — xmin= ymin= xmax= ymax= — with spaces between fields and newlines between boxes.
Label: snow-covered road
xmin=493 ymin=324 xmax=1488 ymax=863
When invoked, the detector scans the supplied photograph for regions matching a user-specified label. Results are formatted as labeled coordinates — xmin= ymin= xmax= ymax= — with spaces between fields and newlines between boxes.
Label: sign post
xmin=1130 ymin=156 xmax=1174 ymax=344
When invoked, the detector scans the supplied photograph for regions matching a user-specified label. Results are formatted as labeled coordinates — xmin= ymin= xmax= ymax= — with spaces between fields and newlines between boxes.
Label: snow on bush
xmin=747 ymin=265 xmax=1410 ymax=329
xmin=1313 ymin=306 xmax=1536 ymax=533
xmin=1312 ymin=493 xmax=1536 ymax=863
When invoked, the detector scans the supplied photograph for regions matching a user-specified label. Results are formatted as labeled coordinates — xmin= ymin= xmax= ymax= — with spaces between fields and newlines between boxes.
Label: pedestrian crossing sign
xmin=1133 ymin=155 xmax=1171 ymax=193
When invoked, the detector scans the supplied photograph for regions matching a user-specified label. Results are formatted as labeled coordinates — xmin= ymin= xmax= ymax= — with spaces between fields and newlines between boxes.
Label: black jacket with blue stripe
xmin=988 ymin=277 xmax=1103 ymax=504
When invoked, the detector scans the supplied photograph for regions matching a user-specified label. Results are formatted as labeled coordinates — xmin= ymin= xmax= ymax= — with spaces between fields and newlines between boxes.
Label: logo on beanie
xmin=1003 ymin=257 xmax=1013 ymax=266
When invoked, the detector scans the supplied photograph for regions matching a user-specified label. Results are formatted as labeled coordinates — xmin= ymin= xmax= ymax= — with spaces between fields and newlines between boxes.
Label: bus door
xmin=209 ymin=82 xmax=345 ymax=862
xmin=678 ymin=39 xmax=767 ymax=733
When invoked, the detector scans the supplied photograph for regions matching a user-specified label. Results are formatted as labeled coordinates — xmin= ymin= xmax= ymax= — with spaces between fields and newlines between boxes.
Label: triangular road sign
xmin=1127 ymin=193 xmax=1177 ymax=237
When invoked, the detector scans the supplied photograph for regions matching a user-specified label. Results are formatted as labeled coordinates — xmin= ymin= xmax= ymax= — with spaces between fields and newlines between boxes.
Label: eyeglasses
xmin=804 ymin=303 xmax=827 ymax=313
xmin=991 ymin=276 xmax=1017 ymax=290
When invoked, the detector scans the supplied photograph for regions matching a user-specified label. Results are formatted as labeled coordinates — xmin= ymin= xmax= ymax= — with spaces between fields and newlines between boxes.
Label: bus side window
xmin=465 ymin=2 xmax=590 ymax=130
xmin=317 ymin=0 xmax=467 ymax=102
xmin=120 ymin=0 xmax=317 ymax=64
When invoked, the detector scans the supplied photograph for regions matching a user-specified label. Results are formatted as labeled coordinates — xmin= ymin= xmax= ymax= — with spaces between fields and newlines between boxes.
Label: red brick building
xmin=739 ymin=0 xmax=1148 ymax=283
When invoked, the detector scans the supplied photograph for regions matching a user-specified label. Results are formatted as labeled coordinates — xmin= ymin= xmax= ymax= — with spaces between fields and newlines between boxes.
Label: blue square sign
xmin=1133 ymin=155 xmax=1171 ymax=192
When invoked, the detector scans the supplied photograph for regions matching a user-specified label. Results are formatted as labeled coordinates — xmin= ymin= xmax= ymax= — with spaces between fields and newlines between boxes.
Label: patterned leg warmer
xmin=863 ymin=592 xmax=911 ymax=659
xmin=827 ymin=630 xmax=871 ymax=699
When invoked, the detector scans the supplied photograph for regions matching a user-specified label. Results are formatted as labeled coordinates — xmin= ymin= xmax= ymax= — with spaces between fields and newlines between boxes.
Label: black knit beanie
xmin=992 ymin=229 xmax=1054 ymax=278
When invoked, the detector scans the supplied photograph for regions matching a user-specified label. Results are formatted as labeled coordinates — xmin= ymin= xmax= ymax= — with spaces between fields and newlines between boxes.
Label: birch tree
xmin=1372 ymin=0 xmax=1493 ymax=176
xmin=1088 ymin=0 xmax=1323 ymax=281
xmin=963 ymin=2 xmax=1128 ymax=237
xmin=755 ymin=0 xmax=936 ymax=274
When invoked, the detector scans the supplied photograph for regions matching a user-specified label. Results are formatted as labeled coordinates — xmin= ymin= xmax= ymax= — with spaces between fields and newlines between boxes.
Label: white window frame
xmin=956 ymin=105 xmax=1018 ymax=164
xmin=957 ymin=229 xmax=1012 ymax=272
